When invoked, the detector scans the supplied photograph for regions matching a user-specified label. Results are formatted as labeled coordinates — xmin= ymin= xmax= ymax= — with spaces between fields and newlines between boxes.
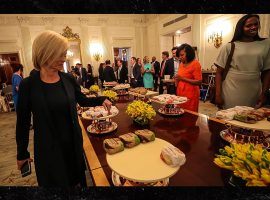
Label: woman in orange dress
xmin=175 ymin=44 xmax=202 ymax=112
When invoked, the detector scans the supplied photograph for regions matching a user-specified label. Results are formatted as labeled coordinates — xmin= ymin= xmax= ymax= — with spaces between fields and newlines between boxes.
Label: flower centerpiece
xmin=102 ymin=90 xmax=118 ymax=103
xmin=89 ymin=85 xmax=100 ymax=95
xmin=214 ymin=143 xmax=270 ymax=186
xmin=126 ymin=100 xmax=156 ymax=126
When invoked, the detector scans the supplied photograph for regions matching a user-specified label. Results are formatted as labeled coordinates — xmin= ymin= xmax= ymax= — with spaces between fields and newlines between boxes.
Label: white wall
xmin=0 ymin=14 xmax=146 ymax=77
xmin=1 ymin=14 xmax=270 ymax=75
xmin=199 ymin=14 xmax=243 ymax=69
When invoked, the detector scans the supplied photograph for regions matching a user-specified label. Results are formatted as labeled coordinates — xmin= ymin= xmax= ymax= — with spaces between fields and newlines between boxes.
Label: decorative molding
xmin=97 ymin=17 xmax=108 ymax=25
xmin=42 ymin=17 xmax=54 ymax=25
xmin=79 ymin=17 xmax=89 ymax=25
xmin=17 ymin=16 xmax=30 ymax=25
xmin=61 ymin=26 xmax=80 ymax=40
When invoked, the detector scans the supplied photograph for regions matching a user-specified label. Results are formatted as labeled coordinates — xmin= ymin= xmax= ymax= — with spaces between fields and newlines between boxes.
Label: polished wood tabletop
xmin=80 ymin=100 xmax=231 ymax=186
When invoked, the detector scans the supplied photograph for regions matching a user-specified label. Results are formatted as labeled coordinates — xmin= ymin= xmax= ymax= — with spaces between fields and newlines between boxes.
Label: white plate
xmin=87 ymin=122 xmax=118 ymax=135
xmin=158 ymin=108 xmax=185 ymax=116
xmin=150 ymin=96 xmax=188 ymax=105
xmin=81 ymin=109 xmax=119 ymax=120
xmin=129 ymin=90 xmax=159 ymax=98
xmin=220 ymin=129 xmax=270 ymax=149
xmin=225 ymin=118 xmax=270 ymax=131
xmin=106 ymin=138 xmax=184 ymax=183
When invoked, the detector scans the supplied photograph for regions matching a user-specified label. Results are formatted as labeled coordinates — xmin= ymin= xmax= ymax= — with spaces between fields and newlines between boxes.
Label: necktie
xmin=160 ymin=60 xmax=166 ymax=77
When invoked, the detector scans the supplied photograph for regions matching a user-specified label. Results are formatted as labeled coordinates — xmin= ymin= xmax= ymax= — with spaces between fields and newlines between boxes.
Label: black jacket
xmin=103 ymin=66 xmax=116 ymax=82
xmin=163 ymin=58 xmax=175 ymax=79
xmin=16 ymin=71 xmax=106 ymax=186
xmin=74 ymin=67 xmax=87 ymax=83
xmin=152 ymin=61 xmax=160 ymax=77
xmin=98 ymin=66 xmax=104 ymax=80
xmin=117 ymin=65 xmax=128 ymax=84
xmin=133 ymin=64 xmax=142 ymax=82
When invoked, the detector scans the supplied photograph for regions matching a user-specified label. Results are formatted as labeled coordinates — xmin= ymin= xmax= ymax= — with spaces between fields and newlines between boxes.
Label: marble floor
xmin=0 ymin=100 xmax=217 ymax=186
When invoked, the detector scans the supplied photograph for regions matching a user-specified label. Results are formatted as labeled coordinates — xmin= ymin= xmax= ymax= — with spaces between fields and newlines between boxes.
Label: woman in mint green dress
xmin=142 ymin=56 xmax=155 ymax=89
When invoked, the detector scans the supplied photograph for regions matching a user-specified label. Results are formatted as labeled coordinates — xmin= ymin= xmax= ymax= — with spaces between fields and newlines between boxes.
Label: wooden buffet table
xmin=80 ymin=100 xmax=231 ymax=186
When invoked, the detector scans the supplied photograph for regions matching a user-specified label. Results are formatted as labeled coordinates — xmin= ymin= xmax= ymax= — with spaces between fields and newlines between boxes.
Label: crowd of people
xmin=9 ymin=14 xmax=270 ymax=187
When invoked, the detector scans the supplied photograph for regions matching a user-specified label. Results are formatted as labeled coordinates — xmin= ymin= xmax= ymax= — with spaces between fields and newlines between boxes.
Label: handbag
xmin=210 ymin=42 xmax=235 ymax=104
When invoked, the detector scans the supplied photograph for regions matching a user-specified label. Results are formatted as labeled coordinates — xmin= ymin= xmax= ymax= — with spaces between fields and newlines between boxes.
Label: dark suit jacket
xmin=164 ymin=58 xmax=175 ymax=79
xmin=103 ymin=66 xmax=116 ymax=82
xmin=98 ymin=66 xmax=104 ymax=80
xmin=152 ymin=61 xmax=160 ymax=77
xmin=117 ymin=65 xmax=128 ymax=84
xmin=74 ymin=67 xmax=87 ymax=83
xmin=133 ymin=64 xmax=142 ymax=82
xmin=16 ymin=71 xmax=106 ymax=186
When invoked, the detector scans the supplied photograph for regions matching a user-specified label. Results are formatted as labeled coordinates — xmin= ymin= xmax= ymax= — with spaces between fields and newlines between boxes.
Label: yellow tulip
xmin=261 ymin=169 xmax=270 ymax=184
xmin=246 ymin=179 xmax=267 ymax=186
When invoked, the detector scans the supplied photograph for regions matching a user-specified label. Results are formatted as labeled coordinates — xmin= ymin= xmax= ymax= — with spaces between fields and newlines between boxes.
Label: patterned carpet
xmin=0 ymin=100 xmax=217 ymax=186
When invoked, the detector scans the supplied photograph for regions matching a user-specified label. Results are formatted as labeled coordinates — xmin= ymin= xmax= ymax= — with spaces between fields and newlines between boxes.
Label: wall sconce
xmin=92 ymin=52 xmax=102 ymax=62
xmin=90 ymin=43 xmax=103 ymax=62
xmin=208 ymin=31 xmax=222 ymax=48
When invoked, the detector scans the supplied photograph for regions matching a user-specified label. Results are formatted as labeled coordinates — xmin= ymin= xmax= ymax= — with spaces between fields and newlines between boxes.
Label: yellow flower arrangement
xmin=126 ymin=100 xmax=156 ymax=125
xmin=89 ymin=85 xmax=100 ymax=93
xmin=102 ymin=90 xmax=118 ymax=102
xmin=214 ymin=143 xmax=270 ymax=186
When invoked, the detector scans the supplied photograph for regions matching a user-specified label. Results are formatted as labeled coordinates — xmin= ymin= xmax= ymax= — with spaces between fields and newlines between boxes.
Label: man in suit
xmin=116 ymin=59 xmax=128 ymax=84
xmin=130 ymin=57 xmax=143 ymax=88
xmin=159 ymin=51 xmax=169 ymax=94
xmin=103 ymin=60 xmax=116 ymax=82
xmin=164 ymin=47 xmax=179 ymax=94
xmin=151 ymin=56 xmax=160 ymax=91
xmin=74 ymin=63 xmax=87 ymax=87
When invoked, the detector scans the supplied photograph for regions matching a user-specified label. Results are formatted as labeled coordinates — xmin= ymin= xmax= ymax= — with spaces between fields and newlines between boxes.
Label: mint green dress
xmin=143 ymin=63 xmax=154 ymax=89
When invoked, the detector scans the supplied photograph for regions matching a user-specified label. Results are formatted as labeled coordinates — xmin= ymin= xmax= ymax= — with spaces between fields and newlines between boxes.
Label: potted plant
xmin=214 ymin=143 xmax=270 ymax=186
xmin=126 ymin=100 xmax=156 ymax=126
xmin=102 ymin=90 xmax=118 ymax=104
xmin=89 ymin=85 xmax=100 ymax=95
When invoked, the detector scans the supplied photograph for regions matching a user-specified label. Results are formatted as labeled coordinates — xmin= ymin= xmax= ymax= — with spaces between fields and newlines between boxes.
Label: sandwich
xmin=160 ymin=145 xmax=186 ymax=167
xmin=103 ymin=138 xmax=124 ymax=154
xmin=119 ymin=133 xmax=140 ymax=148
xmin=134 ymin=129 xmax=155 ymax=143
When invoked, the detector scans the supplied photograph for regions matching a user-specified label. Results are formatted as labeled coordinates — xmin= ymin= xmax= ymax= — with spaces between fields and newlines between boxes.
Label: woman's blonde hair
xmin=143 ymin=56 xmax=149 ymax=64
xmin=32 ymin=30 xmax=68 ymax=70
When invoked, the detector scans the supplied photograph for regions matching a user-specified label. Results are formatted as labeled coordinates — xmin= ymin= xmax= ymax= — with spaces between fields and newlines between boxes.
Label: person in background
xmin=171 ymin=47 xmax=180 ymax=77
xmin=175 ymin=43 xmax=202 ymax=112
xmin=151 ymin=56 xmax=160 ymax=91
xmin=130 ymin=57 xmax=143 ymax=88
xmin=74 ymin=63 xmax=87 ymax=87
xmin=85 ymin=64 xmax=94 ymax=88
xmin=16 ymin=30 xmax=112 ymax=187
xmin=166 ymin=47 xmax=179 ymax=94
xmin=103 ymin=60 xmax=116 ymax=82
xmin=116 ymin=59 xmax=128 ymax=84
xmin=142 ymin=56 xmax=154 ymax=90
xmin=129 ymin=57 xmax=136 ymax=86
xmin=214 ymin=14 xmax=270 ymax=109
xmin=159 ymin=51 xmax=169 ymax=94
xmin=98 ymin=62 xmax=105 ymax=88
xmin=11 ymin=62 xmax=23 ymax=110
xmin=136 ymin=57 xmax=142 ymax=67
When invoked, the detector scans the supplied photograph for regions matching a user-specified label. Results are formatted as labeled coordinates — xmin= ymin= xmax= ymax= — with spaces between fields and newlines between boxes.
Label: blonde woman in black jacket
xmin=16 ymin=30 xmax=112 ymax=187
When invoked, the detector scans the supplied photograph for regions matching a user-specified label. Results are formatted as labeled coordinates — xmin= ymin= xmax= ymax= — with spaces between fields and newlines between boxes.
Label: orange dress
xmin=176 ymin=60 xmax=202 ymax=112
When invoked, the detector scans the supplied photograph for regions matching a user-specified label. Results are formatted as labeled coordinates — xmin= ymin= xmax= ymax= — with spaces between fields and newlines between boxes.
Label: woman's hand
xmin=102 ymin=99 xmax=112 ymax=114
xmin=17 ymin=158 xmax=33 ymax=170
xmin=215 ymin=94 xmax=224 ymax=109
xmin=255 ymin=94 xmax=266 ymax=109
